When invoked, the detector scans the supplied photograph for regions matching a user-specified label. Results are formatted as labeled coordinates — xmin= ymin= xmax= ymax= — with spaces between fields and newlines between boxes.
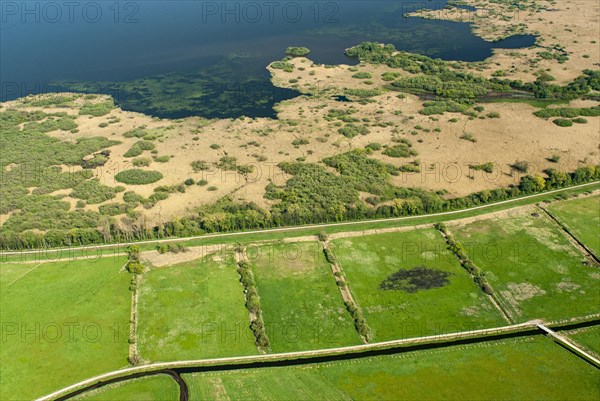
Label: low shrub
xmin=553 ymin=118 xmax=573 ymax=127
xmin=512 ymin=160 xmax=529 ymax=173
xmin=115 ymin=169 xmax=163 ymax=185
xmin=285 ymin=46 xmax=310 ymax=57
xmin=78 ymin=100 xmax=114 ymax=117
xmin=338 ymin=123 xmax=369 ymax=138
xmin=352 ymin=72 xmax=372 ymax=79
xmin=133 ymin=157 xmax=151 ymax=167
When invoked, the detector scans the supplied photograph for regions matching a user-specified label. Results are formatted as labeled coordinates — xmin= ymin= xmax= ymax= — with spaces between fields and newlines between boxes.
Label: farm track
xmin=3 ymin=181 xmax=599 ymax=260
xmin=38 ymin=318 xmax=600 ymax=401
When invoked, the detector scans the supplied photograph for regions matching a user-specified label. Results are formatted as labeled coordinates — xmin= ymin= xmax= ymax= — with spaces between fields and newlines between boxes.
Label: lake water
xmin=0 ymin=1 xmax=536 ymax=118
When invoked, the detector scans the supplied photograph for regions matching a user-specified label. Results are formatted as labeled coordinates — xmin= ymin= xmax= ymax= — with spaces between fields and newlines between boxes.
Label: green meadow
xmin=0 ymin=257 xmax=131 ymax=400
xmin=548 ymin=195 xmax=600 ymax=257
xmin=137 ymin=255 xmax=257 ymax=362
xmin=72 ymin=374 xmax=179 ymax=401
xmin=249 ymin=241 xmax=360 ymax=352
xmin=332 ymin=229 xmax=506 ymax=341
xmin=452 ymin=210 xmax=600 ymax=322
xmin=184 ymin=335 xmax=600 ymax=400
xmin=565 ymin=326 xmax=600 ymax=356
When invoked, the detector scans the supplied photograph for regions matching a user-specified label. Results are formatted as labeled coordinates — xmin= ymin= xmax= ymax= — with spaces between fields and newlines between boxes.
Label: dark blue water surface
xmin=0 ymin=1 xmax=536 ymax=118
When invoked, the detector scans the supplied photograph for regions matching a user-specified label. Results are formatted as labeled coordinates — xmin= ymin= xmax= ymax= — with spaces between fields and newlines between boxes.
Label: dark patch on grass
xmin=380 ymin=266 xmax=453 ymax=293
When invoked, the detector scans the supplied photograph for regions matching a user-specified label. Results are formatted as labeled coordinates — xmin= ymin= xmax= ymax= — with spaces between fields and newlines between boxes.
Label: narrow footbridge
xmin=536 ymin=322 xmax=600 ymax=368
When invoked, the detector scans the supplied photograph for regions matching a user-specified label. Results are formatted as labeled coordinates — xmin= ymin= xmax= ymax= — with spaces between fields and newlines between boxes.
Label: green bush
xmin=149 ymin=192 xmax=169 ymax=202
xmin=470 ymin=162 xmax=494 ymax=173
xmin=98 ymin=203 xmax=130 ymax=216
xmin=459 ymin=133 xmax=477 ymax=143
xmin=338 ymin=123 xmax=369 ymax=138
xmin=123 ymin=191 xmax=145 ymax=204
xmin=191 ymin=160 xmax=209 ymax=172
xmin=512 ymin=160 xmax=529 ymax=173
xmin=154 ymin=155 xmax=171 ymax=163
xmin=81 ymin=153 xmax=109 ymax=169
xmin=115 ymin=169 xmax=163 ymax=185
xmin=126 ymin=261 xmax=145 ymax=274
xmin=79 ymin=100 xmax=115 ymax=117
xmin=381 ymin=72 xmax=401 ymax=81
xmin=285 ymin=46 xmax=310 ymax=57
xmin=365 ymin=142 xmax=382 ymax=151
xmin=533 ymin=106 xmax=600 ymax=119
xmin=292 ymin=138 xmax=309 ymax=146
xmin=70 ymin=179 xmax=118 ymax=204
xmin=553 ymin=118 xmax=573 ymax=127
xmin=383 ymin=141 xmax=417 ymax=158
xmin=133 ymin=157 xmax=151 ymax=167
xmin=271 ymin=61 xmax=294 ymax=72
xmin=124 ymin=140 xmax=155 ymax=158
xmin=352 ymin=72 xmax=372 ymax=79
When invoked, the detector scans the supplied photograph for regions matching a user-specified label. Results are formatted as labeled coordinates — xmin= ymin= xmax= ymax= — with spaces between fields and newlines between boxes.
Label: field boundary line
xmin=320 ymin=239 xmax=371 ymax=343
xmin=236 ymin=248 xmax=270 ymax=354
xmin=434 ymin=225 xmax=514 ymax=324
xmin=4 ymin=181 xmax=599 ymax=258
xmin=128 ymin=274 xmax=141 ymax=365
xmin=537 ymin=205 xmax=600 ymax=266
xmin=6 ymin=263 xmax=42 ymax=286
xmin=37 ymin=320 xmax=546 ymax=401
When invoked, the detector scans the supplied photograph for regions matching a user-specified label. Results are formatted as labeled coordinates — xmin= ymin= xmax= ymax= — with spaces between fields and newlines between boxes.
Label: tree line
xmin=1 ymin=164 xmax=598 ymax=250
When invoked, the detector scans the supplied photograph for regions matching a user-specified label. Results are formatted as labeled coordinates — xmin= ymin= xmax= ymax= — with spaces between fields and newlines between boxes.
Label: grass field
xmin=183 ymin=335 xmax=600 ymax=400
xmin=564 ymin=326 xmax=600 ymax=356
xmin=137 ymin=254 xmax=257 ymax=362
xmin=452 ymin=209 xmax=600 ymax=322
xmin=547 ymin=195 xmax=600 ymax=257
xmin=332 ymin=229 xmax=506 ymax=341
xmin=0 ymin=257 xmax=131 ymax=400
xmin=249 ymin=241 xmax=360 ymax=352
xmin=72 ymin=374 xmax=179 ymax=400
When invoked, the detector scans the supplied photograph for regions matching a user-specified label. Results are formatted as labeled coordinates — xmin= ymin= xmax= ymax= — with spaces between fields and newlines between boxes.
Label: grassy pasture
xmin=0 ymin=257 xmax=131 ymax=400
xmin=564 ymin=326 xmax=600 ymax=356
xmin=72 ymin=374 xmax=179 ymax=401
xmin=183 ymin=335 xmax=600 ymax=400
xmin=452 ymin=209 xmax=600 ymax=322
xmin=249 ymin=241 xmax=360 ymax=352
xmin=332 ymin=229 xmax=505 ymax=341
xmin=137 ymin=255 xmax=257 ymax=362
xmin=547 ymin=195 xmax=600 ymax=257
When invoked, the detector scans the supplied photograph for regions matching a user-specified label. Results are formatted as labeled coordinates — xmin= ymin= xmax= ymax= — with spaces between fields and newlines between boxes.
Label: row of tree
xmin=1 ymin=165 xmax=598 ymax=250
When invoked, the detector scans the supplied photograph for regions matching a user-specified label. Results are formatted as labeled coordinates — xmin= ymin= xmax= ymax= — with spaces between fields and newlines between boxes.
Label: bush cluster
xmin=344 ymin=300 xmax=372 ymax=341
xmin=237 ymin=261 xmax=270 ymax=349
xmin=285 ymin=47 xmax=310 ymax=57
xmin=436 ymin=224 xmax=493 ymax=295
xmin=115 ymin=170 xmax=163 ymax=185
